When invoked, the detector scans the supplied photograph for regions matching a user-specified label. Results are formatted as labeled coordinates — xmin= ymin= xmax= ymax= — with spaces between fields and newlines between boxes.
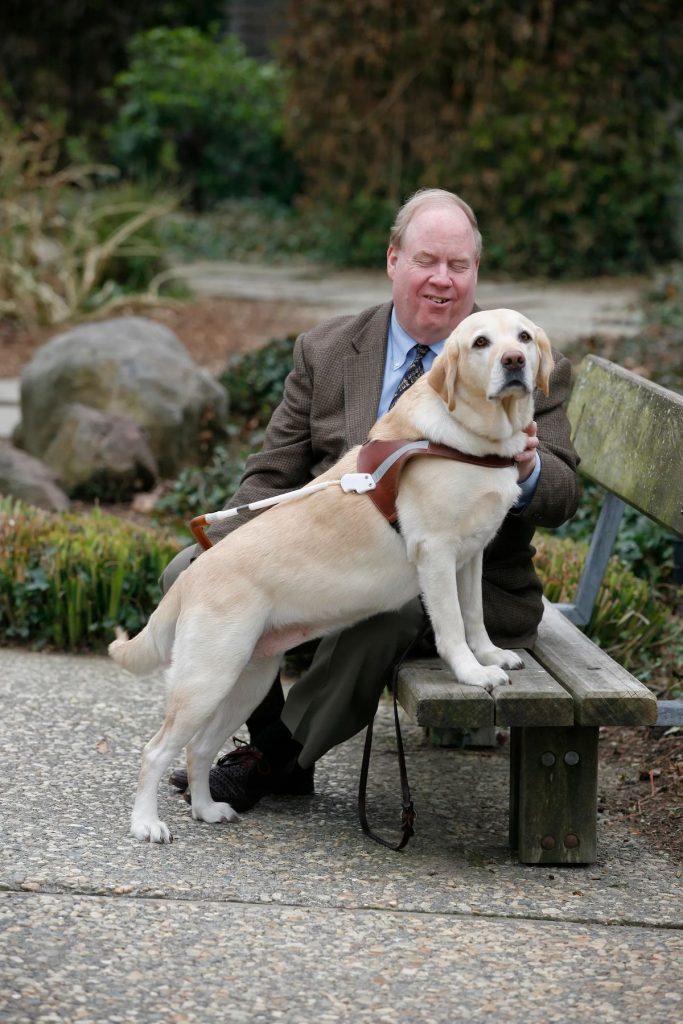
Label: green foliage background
xmin=1 ymin=2 xmax=681 ymax=278
xmin=105 ymin=27 xmax=300 ymax=209
xmin=0 ymin=1 xmax=226 ymax=134
xmin=279 ymin=0 xmax=683 ymax=276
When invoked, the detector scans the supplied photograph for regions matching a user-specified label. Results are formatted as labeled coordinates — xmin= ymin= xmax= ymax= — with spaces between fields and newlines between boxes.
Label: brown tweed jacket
xmin=211 ymin=302 xmax=579 ymax=647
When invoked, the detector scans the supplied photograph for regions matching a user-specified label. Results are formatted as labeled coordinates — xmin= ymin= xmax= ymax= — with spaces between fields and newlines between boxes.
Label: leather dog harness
xmin=357 ymin=438 xmax=516 ymax=525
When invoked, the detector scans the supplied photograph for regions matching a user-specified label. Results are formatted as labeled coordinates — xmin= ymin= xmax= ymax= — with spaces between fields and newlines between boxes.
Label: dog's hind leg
xmin=130 ymin=612 xmax=266 ymax=843
xmin=186 ymin=655 xmax=281 ymax=824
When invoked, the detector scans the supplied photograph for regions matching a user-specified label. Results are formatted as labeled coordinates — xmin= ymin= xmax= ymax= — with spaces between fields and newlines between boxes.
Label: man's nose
xmin=502 ymin=350 xmax=526 ymax=370
xmin=429 ymin=262 xmax=451 ymax=284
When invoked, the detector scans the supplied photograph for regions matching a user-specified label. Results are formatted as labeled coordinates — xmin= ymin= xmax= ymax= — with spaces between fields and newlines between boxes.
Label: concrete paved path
xmin=1 ymin=647 xmax=680 ymax=1023
xmin=174 ymin=259 xmax=644 ymax=348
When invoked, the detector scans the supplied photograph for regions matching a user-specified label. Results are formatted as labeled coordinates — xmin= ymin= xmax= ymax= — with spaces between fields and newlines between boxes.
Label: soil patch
xmin=0 ymin=298 xmax=320 ymax=379
xmin=598 ymin=725 xmax=682 ymax=862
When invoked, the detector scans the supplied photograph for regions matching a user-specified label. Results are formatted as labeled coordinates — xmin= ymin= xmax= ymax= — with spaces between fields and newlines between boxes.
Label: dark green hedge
xmin=280 ymin=0 xmax=683 ymax=276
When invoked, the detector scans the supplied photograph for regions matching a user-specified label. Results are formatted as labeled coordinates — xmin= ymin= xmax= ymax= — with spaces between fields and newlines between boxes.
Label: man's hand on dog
xmin=515 ymin=421 xmax=539 ymax=482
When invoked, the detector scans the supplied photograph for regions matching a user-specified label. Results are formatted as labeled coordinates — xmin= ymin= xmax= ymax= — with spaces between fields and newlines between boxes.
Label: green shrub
xmin=158 ymin=199 xmax=323 ymax=265
xmin=534 ymin=534 xmax=682 ymax=697
xmin=281 ymin=1 xmax=682 ymax=275
xmin=0 ymin=2 xmax=227 ymax=137
xmin=295 ymin=194 xmax=397 ymax=268
xmin=0 ymin=108 xmax=175 ymax=326
xmin=218 ymin=335 xmax=295 ymax=429
xmin=552 ymin=479 xmax=677 ymax=588
xmin=0 ymin=498 xmax=181 ymax=650
xmin=105 ymin=27 xmax=301 ymax=209
xmin=154 ymin=439 xmax=253 ymax=523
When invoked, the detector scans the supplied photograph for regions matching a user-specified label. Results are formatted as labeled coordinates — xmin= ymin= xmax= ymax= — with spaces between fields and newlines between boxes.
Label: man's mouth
xmin=424 ymin=295 xmax=450 ymax=305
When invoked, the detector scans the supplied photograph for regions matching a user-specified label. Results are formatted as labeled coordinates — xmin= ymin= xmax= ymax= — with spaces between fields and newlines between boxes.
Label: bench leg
xmin=509 ymin=725 xmax=598 ymax=865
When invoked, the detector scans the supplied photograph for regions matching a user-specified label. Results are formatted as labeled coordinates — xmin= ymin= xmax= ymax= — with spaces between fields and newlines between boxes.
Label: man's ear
xmin=535 ymin=329 xmax=554 ymax=396
xmin=429 ymin=348 xmax=458 ymax=410
xmin=386 ymin=244 xmax=398 ymax=280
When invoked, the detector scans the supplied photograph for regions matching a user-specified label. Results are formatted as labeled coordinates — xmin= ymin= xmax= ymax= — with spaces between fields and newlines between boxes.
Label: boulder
xmin=43 ymin=403 xmax=158 ymax=501
xmin=16 ymin=316 xmax=228 ymax=478
xmin=0 ymin=442 xmax=70 ymax=511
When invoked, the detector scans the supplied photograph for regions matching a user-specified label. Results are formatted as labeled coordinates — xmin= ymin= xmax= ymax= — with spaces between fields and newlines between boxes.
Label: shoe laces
xmin=216 ymin=737 xmax=271 ymax=776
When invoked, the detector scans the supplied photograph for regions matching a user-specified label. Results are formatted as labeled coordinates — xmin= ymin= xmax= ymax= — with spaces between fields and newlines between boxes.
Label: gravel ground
xmin=1 ymin=647 xmax=681 ymax=1023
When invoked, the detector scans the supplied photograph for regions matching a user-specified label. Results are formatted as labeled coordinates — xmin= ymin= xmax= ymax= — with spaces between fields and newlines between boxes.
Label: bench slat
xmin=397 ymin=652 xmax=574 ymax=729
xmin=567 ymin=355 xmax=683 ymax=536
xmin=397 ymin=660 xmax=493 ymax=728
xmin=533 ymin=601 xmax=658 ymax=726
xmin=494 ymin=651 xmax=574 ymax=727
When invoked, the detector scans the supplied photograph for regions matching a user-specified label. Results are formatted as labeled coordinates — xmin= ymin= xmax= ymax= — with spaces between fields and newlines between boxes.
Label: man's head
xmin=387 ymin=188 xmax=481 ymax=346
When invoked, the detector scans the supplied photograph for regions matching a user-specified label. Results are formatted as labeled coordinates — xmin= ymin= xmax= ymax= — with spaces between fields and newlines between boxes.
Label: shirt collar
xmin=389 ymin=308 xmax=448 ymax=369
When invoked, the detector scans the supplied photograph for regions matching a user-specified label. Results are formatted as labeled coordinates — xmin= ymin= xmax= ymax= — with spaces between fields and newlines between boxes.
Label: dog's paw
xmin=459 ymin=664 xmax=510 ymax=692
xmin=191 ymin=800 xmax=239 ymax=825
xmin=131 ymin=818 xmax=173 ymax=844
xmin=476 ymin=647 xmax=524 ymax=671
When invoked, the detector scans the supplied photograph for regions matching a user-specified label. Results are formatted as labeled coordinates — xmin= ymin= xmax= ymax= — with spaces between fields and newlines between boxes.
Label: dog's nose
xmin=502 ymin=350 xmax=526 ymax=370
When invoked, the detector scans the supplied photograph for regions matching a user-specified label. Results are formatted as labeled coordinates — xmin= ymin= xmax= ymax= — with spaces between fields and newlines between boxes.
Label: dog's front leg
xmin=414 ymin=541 xmax=509 ymax=691
xmin=456 ymin=552 xmax=523 ymax=673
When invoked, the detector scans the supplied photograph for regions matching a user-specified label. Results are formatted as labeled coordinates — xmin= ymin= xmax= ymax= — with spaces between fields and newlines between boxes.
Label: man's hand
xmin=514 ymin=421 xmax=539 ymax=482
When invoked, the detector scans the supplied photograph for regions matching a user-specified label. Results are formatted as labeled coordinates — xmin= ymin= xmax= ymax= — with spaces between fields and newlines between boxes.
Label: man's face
xmin=387 ymin=204 xmax=480 ymax=345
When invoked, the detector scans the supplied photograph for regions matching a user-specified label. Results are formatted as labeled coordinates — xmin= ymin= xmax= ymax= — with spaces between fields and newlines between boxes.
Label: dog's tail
xmin=108 ymin=582 xmax=181 ymax=675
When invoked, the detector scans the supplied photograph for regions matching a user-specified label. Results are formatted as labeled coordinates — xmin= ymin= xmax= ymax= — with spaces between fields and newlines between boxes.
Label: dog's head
xmin=429 ymin=308 xmax=554 ymax=411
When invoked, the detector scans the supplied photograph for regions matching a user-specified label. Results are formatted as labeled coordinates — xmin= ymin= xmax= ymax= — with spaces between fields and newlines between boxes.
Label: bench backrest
xmin=557 ymin=355 xmax=682 ymax=627
xmin=567 ymin=355 xmax=683 ymax=536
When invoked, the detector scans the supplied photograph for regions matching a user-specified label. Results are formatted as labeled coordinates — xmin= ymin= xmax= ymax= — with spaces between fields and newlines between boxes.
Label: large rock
xmin=0 ymin=442 xmax=70 ymax=511
xmin=16 ymin=317 xmax=228 ymax=479
xmin=43 ymin=403 xmax=158 ymax=501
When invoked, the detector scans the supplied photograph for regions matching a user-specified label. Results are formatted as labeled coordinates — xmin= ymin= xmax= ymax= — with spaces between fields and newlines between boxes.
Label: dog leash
xmin=189 ymin=440 xmax=515 ymax=549
xmin=358 ymin=615 xmax=433 ymax=852
xmin=188 ymin=472 xmax=376 ymax=549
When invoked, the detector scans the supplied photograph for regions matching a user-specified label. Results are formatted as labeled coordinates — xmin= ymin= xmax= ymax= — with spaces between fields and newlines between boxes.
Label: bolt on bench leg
xmin=509 ymin=725 xmax=599 ymax=865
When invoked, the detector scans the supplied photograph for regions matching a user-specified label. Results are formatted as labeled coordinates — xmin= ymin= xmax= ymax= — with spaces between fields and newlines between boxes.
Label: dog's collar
xmin=357 ymin=438 xmax=515 ymax=525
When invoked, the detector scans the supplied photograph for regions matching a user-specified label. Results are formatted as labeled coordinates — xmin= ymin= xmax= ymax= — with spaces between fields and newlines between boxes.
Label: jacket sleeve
xmin=207 ymin=330 xmax=317 ymax=542
xmin=517 ymin=350 xmax=580 ymax=529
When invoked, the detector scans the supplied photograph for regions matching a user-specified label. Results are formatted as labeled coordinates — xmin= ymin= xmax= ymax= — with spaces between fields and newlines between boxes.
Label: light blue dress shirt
xmin=377 ymin=309 xmax=446 ymax=418
xmin=378 ymin=308 xmax=540 ymax=508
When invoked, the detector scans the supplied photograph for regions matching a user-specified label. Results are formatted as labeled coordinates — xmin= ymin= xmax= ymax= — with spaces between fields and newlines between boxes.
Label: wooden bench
xmin=397 ymin=355 xmax=683 ymax=866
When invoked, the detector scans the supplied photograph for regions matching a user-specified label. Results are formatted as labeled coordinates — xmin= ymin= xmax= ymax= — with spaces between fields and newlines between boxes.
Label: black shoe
xmin=168 ymin=739 xmax=315 ymax=812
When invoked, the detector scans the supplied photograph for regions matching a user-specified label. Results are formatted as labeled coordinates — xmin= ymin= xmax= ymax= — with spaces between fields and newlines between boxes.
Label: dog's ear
xmin=535 ymin=329 xmax=554 ymax=397
xmin=429 ymin=347 xmax=458 ymax=410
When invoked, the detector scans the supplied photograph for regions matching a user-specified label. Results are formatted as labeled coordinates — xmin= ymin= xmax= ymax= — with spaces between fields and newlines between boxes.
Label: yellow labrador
xmin=110 ymin=308 xmax=553 ymax=842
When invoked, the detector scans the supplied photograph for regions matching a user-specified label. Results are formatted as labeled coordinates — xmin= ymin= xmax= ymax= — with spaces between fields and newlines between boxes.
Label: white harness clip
xmin=339 ymin=472 xmax=377 ymax=494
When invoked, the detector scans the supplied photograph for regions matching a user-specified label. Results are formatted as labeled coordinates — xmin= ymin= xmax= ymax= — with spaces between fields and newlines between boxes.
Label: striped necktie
xmin=388 ymin=344 xmax=431 ymax=410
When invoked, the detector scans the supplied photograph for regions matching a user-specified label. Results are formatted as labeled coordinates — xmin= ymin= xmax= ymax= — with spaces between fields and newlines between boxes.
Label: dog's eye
xmin=519 ymin=330 xmax=532 ymax=342
xmin=472 ymin=335 xmax=489 ymax=348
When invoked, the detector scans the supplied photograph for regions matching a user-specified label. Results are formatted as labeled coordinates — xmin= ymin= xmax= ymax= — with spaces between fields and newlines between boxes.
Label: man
xmin=166 ymin=188 xmax=580 ymax=810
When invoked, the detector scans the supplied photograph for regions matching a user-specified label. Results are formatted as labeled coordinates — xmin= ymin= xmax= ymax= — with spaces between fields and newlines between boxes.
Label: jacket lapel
xmin=343 ymin=302 xmax=392 ymax=445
